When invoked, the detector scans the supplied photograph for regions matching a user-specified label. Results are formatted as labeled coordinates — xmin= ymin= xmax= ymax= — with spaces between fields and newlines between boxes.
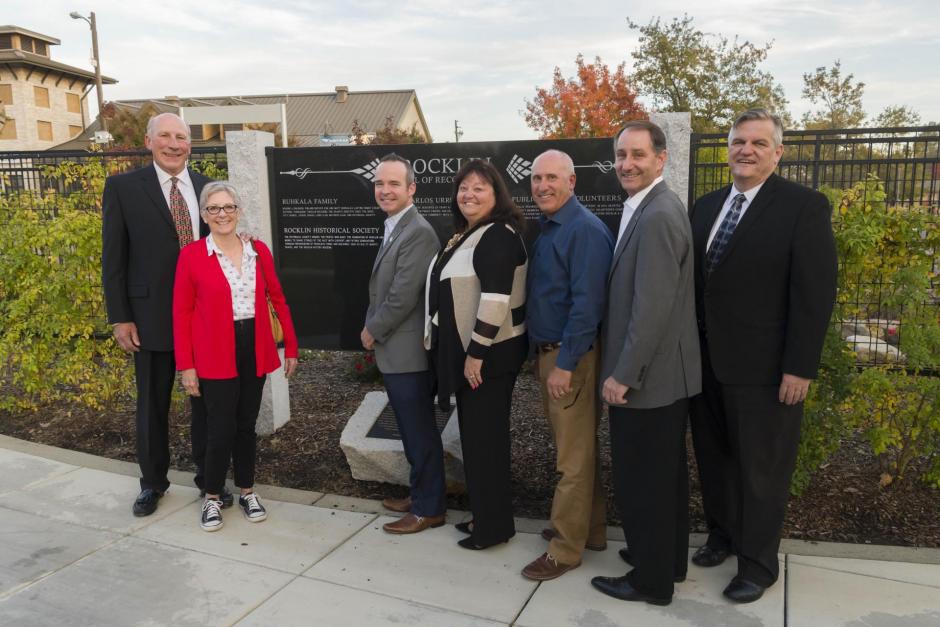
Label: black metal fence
xmin=690 ymin=125 xmax=940 ymax=210
xmin=0 ymin=146 xmax=227 ymax=211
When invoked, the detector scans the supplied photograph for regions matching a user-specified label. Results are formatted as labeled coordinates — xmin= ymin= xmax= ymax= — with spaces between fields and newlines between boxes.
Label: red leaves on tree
xmin=524 ymin=54 xmax=647 ymax=139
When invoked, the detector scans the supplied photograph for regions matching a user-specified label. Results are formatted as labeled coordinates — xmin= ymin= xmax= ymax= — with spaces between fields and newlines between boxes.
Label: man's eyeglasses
xmin=204 ymin=204 xmax=238 ymax=215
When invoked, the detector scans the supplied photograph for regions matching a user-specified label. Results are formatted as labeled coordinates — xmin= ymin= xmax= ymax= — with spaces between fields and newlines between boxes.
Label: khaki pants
xmin=538 ymin=344 xmax=607 ymax=565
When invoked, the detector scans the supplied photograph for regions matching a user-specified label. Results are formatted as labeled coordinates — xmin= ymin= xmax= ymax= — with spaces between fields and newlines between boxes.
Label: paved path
xmin=1 ymin=434 xmax=938 ymax=626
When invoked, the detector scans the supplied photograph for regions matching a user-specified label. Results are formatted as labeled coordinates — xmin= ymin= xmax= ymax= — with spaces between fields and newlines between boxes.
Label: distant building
xmin=59 ymin=86 xmax=432 ymax=149
xmin=0 ymin=25 xmax=116 ymax=151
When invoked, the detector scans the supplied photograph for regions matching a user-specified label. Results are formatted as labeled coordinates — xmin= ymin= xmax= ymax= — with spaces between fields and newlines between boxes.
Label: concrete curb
xmin=2 ymin=433 xmax=937 ymax=565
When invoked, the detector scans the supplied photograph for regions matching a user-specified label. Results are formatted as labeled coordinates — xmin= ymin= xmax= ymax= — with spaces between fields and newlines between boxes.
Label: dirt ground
xmin=1 ymin=350 xmax=937 ymax=547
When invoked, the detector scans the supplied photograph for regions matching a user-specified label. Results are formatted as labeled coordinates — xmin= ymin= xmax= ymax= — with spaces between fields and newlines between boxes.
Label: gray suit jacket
xmin=600 ymin=181 xmax=702 ymax=409
xmin=366 ymin=206 xmax=439 ymax=374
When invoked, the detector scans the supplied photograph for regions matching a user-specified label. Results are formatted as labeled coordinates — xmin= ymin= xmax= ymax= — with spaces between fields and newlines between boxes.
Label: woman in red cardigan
xmin=173 ymin=181 xmax=298 ymax=532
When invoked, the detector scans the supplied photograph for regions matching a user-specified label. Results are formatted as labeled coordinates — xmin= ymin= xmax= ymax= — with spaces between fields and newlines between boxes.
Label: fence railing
xmin=690 ymin=125 xmax=940 ymax=210
xmin=0 ymin=146 xmax=227 ymax=209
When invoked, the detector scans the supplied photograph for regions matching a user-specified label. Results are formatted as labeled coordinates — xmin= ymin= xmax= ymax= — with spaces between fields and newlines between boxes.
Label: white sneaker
xmin=200 ymin=499 xmax=224 ymax=531
xmin=239 ymin=492 xmax=267 ymax=522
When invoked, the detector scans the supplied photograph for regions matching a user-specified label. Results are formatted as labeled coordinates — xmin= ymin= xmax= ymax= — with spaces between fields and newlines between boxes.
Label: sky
xmin=14 ymin=0 xmax=940 ymax=142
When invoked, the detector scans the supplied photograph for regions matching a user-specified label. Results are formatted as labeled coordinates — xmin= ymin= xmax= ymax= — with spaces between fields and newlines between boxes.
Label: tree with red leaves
xmin=524 ymin=54 xmax=647 ymax=139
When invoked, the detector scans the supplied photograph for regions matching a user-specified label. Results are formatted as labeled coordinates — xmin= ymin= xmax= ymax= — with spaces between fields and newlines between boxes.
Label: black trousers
xmin=690 ymin=344 xmax=802 ymax=586
xmin=383 ymin=371 xmax=446 ymax=517
xmin=199 ymin=320 xmax=267 ymax=496
xmin=133 ymin=349 xmax=207 ymax=492
xmin=455 ymin=372 xmax=518 ymax=545
xmin=609 ymin=400 xmax=689 ymax=600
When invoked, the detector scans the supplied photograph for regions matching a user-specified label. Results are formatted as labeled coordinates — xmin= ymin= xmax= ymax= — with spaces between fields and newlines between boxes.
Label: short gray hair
xmin=730 ymin=108 xmax=784 ymax=148
xmin=199 ymin=180 xmax=243 ymax=213
xmin=146 ymin=112 xmax=190 ymax=139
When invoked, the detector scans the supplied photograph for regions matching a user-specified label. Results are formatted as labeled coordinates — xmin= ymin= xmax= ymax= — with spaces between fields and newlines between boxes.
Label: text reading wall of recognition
xmin=267 ymin=139 xmax=625 ymax=349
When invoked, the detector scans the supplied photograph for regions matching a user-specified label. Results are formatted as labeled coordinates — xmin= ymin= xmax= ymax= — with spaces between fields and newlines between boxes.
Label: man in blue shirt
xmin=521 ymin=149 xmax=614 ymax=581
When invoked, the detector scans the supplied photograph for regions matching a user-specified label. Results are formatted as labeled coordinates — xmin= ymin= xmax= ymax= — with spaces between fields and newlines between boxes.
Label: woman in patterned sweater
xmin=425 ymin=159 xmax=528 ymax=550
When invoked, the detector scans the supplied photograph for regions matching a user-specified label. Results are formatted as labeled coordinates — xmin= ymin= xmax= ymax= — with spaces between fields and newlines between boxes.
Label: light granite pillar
xmin=649 ymin=111 xmax=692 ymax=207
xmin=225 ymin=130 xmax=289 ymax=435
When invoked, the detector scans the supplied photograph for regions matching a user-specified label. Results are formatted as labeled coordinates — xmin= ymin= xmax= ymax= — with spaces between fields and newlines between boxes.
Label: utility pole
xmin=454 ymin=120 xmax=463 ymax=143
xmin=70 ymin=10 xmax=107 ymax=133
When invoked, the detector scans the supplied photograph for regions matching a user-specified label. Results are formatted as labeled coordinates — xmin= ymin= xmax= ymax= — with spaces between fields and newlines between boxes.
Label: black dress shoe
xmin=591 ymin=575 xmax=671 ymax=606
xmin=618 ymin=549 xmax=686 ymax=583
xmin=691 ymin=544 xmax=731 ymax=567
xmin=199 ymin=486 xmax=234 ymax=509
xmin=455 ymin=521 xmax=474 ymax=535
xmin=457 ymin=536 xmax=509 ymax=550
xmin=723 ymin=576 xmax=766 ymax=603
xmin=132 ymin=489 xmax=163 ymax=517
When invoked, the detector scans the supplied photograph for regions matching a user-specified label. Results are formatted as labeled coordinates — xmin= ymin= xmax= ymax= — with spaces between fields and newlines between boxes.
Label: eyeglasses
xmin=204 ymin=204 xmax=238 ymax=215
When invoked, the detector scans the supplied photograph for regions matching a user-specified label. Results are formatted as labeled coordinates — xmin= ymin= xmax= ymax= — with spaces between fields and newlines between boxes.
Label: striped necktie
xmin=704 ymin=193 xmax=746 ymax=275
xmin=169 ymin=177 xmax=194 ymax=248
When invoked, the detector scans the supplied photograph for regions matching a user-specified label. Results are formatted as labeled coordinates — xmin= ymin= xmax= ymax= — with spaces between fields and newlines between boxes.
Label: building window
xmin=0 ymin=83 xmax=12 ymax=105
xmin=37 ymin=120 xmax=53 ymax=141
xmin=0 ymin=34 xmax=12 ymax=50
xmin=0 ymin=118 xmax=16 ymax=140
xmin=34 ymin=41 xmax=47 ymax=56
xmin=66 ymin=92 xmax=81 ymax=114
xmin=69 ymin=125 xmax=82 ymax=138
xmin=34 ymin=86 xmax=50 ymax=108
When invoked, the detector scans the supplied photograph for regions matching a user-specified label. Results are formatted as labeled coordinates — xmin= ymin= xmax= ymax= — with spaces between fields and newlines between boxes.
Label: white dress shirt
xmin=616 ymin=176 xmax=663 ymax=248
xmin=207 ymin=234 xmax=258 ymax=321
xmin=705 ymin=182 xmax=764 ymax=250
xmin=383 ymin=204 xmax=413 ymax=246
xmin=154 ymin=162 xmax=200 ymax=240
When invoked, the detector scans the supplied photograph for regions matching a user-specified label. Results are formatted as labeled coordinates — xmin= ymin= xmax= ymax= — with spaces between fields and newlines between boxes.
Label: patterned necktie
xmin=169 ymin=177 xmax=194 ymax=248
xmin=704 ymin=193 xmax=746 ymax=275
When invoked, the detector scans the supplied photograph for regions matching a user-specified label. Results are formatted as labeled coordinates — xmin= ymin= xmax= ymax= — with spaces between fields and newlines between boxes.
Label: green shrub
xmin=793 ymin=175 xmax=940 ymax=493
xmin=0 ymin=160 xmax=133 ymax=410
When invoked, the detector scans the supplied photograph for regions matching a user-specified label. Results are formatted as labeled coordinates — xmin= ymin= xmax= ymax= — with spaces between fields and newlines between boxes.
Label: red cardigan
xmin=173 ymin=238 xmax=298 ymax=379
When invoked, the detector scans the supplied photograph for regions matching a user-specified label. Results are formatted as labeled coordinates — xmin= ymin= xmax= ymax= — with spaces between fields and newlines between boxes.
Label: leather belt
xmin=535 ymin=342 xmax=561 ymax=354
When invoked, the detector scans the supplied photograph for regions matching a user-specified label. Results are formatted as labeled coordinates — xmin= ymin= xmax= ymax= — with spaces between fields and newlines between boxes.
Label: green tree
xmin=523 ymin=53 xmax=646 ymax=139
xmin=628 ymin=15 xmax=789 ymax=133
xmin=870 ymin=105 xmax=922 ymax=128
xmin=801 ymin=60 xmax=866 ymax=129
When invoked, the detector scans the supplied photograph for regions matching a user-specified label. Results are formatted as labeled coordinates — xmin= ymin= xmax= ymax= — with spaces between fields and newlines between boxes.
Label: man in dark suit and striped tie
xmin=102 ymin=113 xmax=223 ymax=516
xmin=689 ymin=109 xmax=837 ymax=603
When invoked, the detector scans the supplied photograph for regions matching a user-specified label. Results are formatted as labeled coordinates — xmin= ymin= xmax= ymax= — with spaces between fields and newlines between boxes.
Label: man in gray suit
xmin=591 ymin=120 xmax=702 ymax=606
xmin=361 ymin=153 xmax=446 ymax=534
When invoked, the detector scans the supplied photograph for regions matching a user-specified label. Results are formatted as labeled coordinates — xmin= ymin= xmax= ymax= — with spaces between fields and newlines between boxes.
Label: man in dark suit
xmin=590 ymin=120 xmax=701 ymax=606
xmin=361 ymin=153 xmax=446 ymax=534
xmin=689 ymin=109 xmax=837 ymax=603
xmin=102 ymin=112 xmax=226 ymax=516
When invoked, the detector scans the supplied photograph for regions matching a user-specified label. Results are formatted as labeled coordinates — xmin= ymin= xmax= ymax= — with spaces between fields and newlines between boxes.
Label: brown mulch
xmin=1 ymin=350 xmax=937 ymax=547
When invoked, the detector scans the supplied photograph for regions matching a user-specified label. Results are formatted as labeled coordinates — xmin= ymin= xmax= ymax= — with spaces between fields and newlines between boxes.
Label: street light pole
xmin=70 ymin=10 xmax=107 ymax=133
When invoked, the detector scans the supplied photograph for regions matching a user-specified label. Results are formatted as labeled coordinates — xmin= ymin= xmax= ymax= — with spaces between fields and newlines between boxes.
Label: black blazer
xmin=690 ymin=174 xmax=837 ymax=385
xmin=102 ymin=164 xmax=210 ymax=352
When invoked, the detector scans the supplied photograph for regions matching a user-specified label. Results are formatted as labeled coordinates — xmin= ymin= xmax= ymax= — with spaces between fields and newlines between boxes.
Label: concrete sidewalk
xmin=1 ymin=434 xmax=938 ymax=626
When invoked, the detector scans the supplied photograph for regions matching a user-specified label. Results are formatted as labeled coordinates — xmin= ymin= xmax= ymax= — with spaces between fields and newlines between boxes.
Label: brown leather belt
xmin=535 ymin=342 xmax=561 ymax=354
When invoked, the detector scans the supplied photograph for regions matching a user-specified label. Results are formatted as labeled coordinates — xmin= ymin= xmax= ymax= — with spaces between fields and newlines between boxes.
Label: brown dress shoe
xmin=541 ymin=527 xmax=607 ymax=551
xmin=522 ymin=552 xmax=581 ymax=581
xmin=381 ymin=496 xmax=412 ymax=513
xmin=382 ymin=513 xmax=445 ymax=534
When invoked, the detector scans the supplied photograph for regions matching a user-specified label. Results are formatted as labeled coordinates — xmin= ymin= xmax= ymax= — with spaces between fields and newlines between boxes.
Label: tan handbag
xmin=267 ymin=295 xmax=284 ymax=344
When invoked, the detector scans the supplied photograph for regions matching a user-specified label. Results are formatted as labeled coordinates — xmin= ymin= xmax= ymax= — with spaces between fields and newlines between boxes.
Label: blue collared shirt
xmin=527 ymin=195 xmax=614 ymax=371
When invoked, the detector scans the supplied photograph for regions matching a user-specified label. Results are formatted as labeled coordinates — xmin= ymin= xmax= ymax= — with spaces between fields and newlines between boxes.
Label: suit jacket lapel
xmin=608 ymin=182 xmax=666 ymax=282
xmin=371 ymin=207 xmax=416 ymax=275
xmin=711 ymin=175 xmax=777 ymax=271
xmin=141 ymin=165 xmax=176 ymax=231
